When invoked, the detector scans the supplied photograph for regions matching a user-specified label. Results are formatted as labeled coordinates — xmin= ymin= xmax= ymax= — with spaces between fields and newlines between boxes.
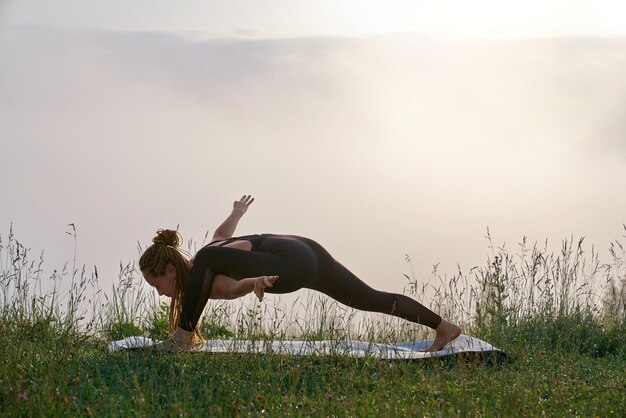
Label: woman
xmin=140 ymin=195 xmax=462 ymax=352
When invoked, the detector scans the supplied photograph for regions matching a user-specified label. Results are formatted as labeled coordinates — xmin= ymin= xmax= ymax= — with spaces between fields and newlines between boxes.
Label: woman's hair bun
xmin=152 ymin=229 xmax=181 ymax=248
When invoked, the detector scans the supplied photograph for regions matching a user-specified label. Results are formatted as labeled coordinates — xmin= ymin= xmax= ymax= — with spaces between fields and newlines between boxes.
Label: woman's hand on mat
xmin=152 ymin=339 xmax=191 ymax=352
xmin=153 ymin=327 xmax=195 ymax=352
xmin=232 ymin=194 xmax=254 ymax=216
xmin=254 ymin=275 xmax=278 ymax=302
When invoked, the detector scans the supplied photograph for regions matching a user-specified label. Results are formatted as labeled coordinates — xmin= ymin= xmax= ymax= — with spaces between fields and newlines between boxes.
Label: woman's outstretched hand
xmin=233 ymin=195 xmax=255 ymax=216
xmin=254 ymin=275 xmax=278 ymax=302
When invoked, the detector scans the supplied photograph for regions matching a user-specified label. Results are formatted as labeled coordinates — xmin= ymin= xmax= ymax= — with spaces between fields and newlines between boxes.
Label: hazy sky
xmin=2 ymin=0 xmax=626 ymax=39
xmin=1 ymin=1 xmax=625 ymax=309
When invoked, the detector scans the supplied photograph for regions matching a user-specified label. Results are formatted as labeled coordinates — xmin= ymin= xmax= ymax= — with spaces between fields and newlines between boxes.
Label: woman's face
xmin=143 ymin=264 xmax=176 ymax=298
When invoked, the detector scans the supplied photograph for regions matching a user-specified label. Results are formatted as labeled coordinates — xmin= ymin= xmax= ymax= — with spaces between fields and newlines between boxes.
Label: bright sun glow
xmin=333 ymin=0 xmax=626 ymax=39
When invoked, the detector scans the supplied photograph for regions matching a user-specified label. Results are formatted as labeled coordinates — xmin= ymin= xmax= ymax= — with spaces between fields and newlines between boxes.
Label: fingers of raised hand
xmin=238 ymin=194 xmax=255 ymax=205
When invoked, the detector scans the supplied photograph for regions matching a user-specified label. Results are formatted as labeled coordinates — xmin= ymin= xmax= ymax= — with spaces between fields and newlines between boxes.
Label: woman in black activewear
xmin=140 ymin=195 xmax=462 ymax=352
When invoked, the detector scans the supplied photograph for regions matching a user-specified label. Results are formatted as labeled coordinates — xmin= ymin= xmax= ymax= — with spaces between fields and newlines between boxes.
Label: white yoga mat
xmin=109 ymin=334 xmax=505 ymax=360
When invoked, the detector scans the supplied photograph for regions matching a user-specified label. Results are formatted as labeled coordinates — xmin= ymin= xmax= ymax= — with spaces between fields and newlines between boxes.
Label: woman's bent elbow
xmin=210 ymin=274 xmax=239 ymax=300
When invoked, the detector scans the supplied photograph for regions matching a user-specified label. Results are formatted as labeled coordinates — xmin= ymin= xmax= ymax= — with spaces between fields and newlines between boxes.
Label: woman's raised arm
xmin=211 ymin=195 xmax=255 ymax=241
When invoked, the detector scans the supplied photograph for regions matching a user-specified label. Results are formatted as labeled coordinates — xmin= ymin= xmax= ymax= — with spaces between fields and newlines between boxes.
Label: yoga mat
xmin=109 ymin=334 xmax=506 ymax=361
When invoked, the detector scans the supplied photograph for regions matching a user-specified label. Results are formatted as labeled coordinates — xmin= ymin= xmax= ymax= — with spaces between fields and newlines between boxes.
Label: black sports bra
xmin=207 ymin=234 xmax=266 ymax=251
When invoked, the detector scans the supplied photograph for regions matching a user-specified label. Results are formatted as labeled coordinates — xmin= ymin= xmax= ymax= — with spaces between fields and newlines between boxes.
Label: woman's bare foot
xmin=421 ymin=319 xmax=462 ymax=352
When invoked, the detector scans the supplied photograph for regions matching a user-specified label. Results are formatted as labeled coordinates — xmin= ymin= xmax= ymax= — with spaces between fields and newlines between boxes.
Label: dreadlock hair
xmin=139 ymin=229 xmax=202 ymax=343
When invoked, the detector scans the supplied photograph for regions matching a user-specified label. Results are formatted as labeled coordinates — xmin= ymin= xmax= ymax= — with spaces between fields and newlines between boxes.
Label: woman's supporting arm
xmin=212 ymin=195 xmax=255 ymax=240
xmin=155 ymin=272 xmax=274 ymax=351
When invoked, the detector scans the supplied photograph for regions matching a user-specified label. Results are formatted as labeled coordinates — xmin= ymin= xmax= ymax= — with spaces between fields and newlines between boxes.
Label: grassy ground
xmin=1 ymin=227 xmax=625 ymax=416
xmin=2 ymin=320 xmax=624 ymax=417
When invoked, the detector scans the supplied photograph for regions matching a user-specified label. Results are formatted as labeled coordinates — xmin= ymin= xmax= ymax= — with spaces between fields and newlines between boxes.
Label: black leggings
xmin=179 ymin=235 xmax=442 ymax=331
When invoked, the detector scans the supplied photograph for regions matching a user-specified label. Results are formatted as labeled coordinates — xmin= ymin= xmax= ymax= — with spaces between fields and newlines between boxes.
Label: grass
xmin=1 ymin=224 xmax=625 ymax=416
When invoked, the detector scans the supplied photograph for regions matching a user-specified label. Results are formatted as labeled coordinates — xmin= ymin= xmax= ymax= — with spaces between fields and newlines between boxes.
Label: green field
xmin=1 ymin=227 xmax=625 ymax=416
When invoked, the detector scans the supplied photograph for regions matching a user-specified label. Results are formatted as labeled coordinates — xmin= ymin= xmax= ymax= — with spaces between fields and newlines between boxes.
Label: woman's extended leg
xmin=308 ymin=258 xmax=462 ymax=351
xmin=309 ymin=259 xmax=442 ymax=328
